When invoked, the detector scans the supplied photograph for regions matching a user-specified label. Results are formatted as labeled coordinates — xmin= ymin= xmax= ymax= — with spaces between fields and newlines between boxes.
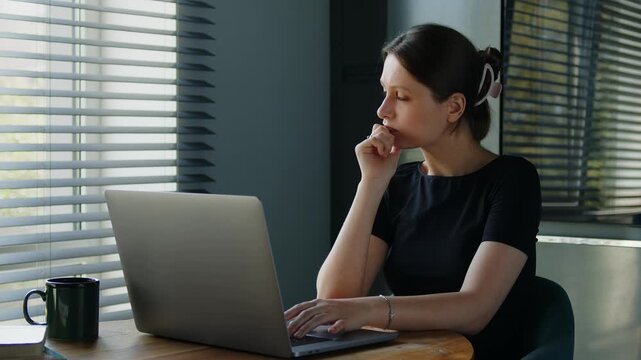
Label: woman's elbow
xmin=458 ymin=308 xmax=495 ymax=336
xmin=459 ymin=321 xmax=487 ymax=336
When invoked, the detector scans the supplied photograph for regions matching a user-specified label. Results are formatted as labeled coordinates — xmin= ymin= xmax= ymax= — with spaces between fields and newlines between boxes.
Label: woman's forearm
xmin=345 ymin=291 xmax=491 ymax=335
xmin=316 ymin=180 xmax=388 ymax=298
xmin=380 ymin=292 xmax=492 ymax=335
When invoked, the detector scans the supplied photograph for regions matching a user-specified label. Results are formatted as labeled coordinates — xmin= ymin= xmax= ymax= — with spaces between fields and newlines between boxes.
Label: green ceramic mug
xmin=23 ymin=277 xmax=100 ymax=341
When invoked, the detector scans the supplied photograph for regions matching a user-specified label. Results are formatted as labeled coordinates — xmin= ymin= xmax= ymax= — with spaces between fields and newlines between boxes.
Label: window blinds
xmin=0 ymin=0 xmax=214 ymax=323
xmin=591 ymin=0 xmax=641 ymax=222
xmin=503 ymin=0 xmax=641 ymax=225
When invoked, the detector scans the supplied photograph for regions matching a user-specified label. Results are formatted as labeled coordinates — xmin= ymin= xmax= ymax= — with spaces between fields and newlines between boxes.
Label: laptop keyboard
xmin=290 ymin=336 xmax=332 ymax=347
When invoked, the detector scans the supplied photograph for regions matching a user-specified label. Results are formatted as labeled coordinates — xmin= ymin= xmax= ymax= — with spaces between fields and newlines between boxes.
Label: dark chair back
xmin=521 ymin=276 xmax=574 ymax=360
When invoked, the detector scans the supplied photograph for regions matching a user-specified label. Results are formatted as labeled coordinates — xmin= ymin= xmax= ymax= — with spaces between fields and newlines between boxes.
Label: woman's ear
xmin=446 ymin=93 xmax=466 ymax=124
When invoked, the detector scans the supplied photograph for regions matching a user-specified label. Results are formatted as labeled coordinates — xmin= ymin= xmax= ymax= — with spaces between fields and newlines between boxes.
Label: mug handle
xmin=23 ymin=289 xmax=47 ymax=325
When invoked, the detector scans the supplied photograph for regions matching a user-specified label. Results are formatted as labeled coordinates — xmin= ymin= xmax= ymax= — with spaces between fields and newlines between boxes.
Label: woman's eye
xmin=381 ymin=89 xmax=407 ymax=101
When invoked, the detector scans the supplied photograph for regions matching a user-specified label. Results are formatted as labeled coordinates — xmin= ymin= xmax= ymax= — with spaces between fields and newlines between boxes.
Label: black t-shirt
xmin=372 ymin=155 xmax=541 ymax=359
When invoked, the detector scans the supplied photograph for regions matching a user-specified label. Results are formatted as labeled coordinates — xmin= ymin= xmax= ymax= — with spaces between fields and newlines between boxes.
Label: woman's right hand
xmin=355 ymin=124 xmax=401 ymax=184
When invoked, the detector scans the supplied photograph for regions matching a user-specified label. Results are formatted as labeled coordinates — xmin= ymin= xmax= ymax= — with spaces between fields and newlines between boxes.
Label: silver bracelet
xmin=378 ymin=294 xmax=395 ymax=329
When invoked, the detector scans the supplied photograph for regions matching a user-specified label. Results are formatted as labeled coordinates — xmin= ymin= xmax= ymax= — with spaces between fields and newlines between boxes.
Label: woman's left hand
xmin=284 ymin=298 xmax=380 ymax=338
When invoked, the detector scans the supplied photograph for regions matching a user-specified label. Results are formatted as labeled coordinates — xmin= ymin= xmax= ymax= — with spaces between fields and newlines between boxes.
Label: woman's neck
xmin=418 ymin=130 xmax=496 ymax=177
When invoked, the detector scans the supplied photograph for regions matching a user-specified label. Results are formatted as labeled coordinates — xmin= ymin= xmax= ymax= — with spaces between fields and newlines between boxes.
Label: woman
xmin=285 ymin=24 xmax=541 ymax=359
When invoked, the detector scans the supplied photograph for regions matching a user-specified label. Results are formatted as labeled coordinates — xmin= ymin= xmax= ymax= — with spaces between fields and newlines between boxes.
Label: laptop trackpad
xmin=306 ymin=325 xmax=342 ymax=340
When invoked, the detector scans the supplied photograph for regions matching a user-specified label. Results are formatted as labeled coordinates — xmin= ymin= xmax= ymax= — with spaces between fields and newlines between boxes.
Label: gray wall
xmin=210 ymin=0 xmax=330 ymax=308
xmin=538 ymin=242 xmax=641 ymax=360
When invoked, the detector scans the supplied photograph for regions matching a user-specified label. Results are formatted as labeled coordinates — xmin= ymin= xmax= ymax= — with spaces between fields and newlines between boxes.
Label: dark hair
xmin=382 ymin=24 xmax=502 ymax=141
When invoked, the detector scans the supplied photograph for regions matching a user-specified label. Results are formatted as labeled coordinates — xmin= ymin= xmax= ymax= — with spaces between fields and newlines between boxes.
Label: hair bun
xmin=479 ymin=47 xmax=503 ymax=79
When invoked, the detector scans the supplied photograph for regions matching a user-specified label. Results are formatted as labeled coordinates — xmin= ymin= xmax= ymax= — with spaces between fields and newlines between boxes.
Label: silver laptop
xmin=105 ymin=190 xmax=398 ymax=358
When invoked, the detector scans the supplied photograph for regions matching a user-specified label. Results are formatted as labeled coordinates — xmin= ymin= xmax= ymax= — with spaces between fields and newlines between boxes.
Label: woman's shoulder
xmin=487 ymin=155 xmax=541 ymax=194
xmin=491 ymin=155 xmax=539 ymax=177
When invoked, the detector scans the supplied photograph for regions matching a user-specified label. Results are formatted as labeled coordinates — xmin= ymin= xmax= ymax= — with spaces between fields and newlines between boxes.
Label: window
xmin=0 ymin=0 xmax=214 ymax=324
xmin=503 ymin=0 xmax=641 ymax=227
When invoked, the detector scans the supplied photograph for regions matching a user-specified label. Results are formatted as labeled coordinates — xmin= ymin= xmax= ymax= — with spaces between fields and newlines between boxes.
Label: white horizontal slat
xmin=0 ymin=229 xmax=114 ymax=247
xmin=0 ymin=261 xmax=123 ymax=285
xmin=0 ymin=277 xmax=126 ymax=303
xmin=0 ymin=50 xmax=195 ymax=70
xmin=0 ymin=159 xmax=177 ymax=170
xmin=0 ymin=211 xmax=111 ymax=227
xmin=1 ymin=304 xmax=44 ymax=323
xmin=0 ymin=126 xmax=177 ymax=134
xmin=0 ymin=106 xmax=176 ymax=117
xmin=100 ymin=309 xmax=133 ymax=322
xmin=12 ymin=0 xmax=180 ymax=20
xmin=0 ymin=87 xmax=176 ymax=101
xmin=0 ymin=143 xmax=177 ymax=152
xmin=0 ymin=32 xmax=178 ymax=53
xmin=0 ymin=194 xmax=105 ymax=209
xmin=0 ymin=87 xmax=213 ymax=103
xmin=100 ymin=293 xmax=131 ymax=307
xmin=0 ymin=175 xmax=179 ymax=189
xmin=0 ymin=245 xmax=118 ymax=266
xmin=0 ymin=69 xmax=177 ymax=85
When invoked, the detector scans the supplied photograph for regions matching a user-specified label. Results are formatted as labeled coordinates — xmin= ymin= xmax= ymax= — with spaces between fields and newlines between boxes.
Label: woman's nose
xmin=377 ymin=96 xmax=392 ymax=120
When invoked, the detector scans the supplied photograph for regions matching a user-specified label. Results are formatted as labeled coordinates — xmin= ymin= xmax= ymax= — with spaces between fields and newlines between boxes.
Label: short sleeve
xmin=482 ymin=158 xmax=542 ymax=255
xmin=372 ymin=189 xmax=393 ymax=245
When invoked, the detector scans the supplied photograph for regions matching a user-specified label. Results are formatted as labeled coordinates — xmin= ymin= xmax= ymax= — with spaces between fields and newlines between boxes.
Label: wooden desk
xmin=47 ymin=320 xmax=473 ymax=359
